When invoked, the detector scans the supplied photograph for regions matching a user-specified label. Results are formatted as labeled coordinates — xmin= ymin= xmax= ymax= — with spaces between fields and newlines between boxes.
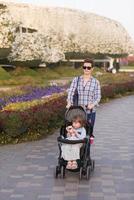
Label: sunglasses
xmin=83 ymin=66 xmax=92 ymax=70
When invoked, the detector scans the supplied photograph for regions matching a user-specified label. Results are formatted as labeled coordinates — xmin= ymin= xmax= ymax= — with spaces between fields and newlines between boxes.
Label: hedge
xmin=0 ymin=80 xmax=134 ymax=144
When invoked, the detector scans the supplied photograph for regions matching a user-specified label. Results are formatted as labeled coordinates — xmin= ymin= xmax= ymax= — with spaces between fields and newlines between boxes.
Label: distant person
xmin=108 ymin=57 xmax=114 ymax=71
xmin=115 ymin=58 xmax=120 ymax=72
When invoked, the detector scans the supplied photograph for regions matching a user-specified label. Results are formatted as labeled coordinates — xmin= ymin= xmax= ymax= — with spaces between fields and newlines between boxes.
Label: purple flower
xmin=0 ymin=86 xmax=65 ymax=109
xmin=0 ymin=98 xmax=6 ymax=109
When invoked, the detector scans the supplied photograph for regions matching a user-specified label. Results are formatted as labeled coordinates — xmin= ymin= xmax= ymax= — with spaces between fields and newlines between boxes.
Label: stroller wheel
xmin=86 ymin=166 xmax=91 ymax=180
xmin=55 ymin=166 xmax=60 ymax=178
xmin=60 ymin=166 xmax=65 ymax=179
xmin=91 ymin=160 xmax=95 ymax=171
xmin=79 ymin=167 xmax=83 ymax=180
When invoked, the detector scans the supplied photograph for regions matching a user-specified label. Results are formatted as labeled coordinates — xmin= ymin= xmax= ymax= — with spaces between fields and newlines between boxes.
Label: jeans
xmin=87 ymin=112 xmax=96 ymax=159
xmin=87 ymin=112 xmax=96 ymax=130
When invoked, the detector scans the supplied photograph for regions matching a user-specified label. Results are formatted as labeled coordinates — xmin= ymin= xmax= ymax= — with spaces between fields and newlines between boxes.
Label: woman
xmin=66 ymin=58 xmax=101 ymax=134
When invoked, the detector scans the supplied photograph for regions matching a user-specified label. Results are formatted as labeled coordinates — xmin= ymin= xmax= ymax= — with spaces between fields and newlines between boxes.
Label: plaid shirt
xmin=67 ymin=76 xmax=101 ymax=111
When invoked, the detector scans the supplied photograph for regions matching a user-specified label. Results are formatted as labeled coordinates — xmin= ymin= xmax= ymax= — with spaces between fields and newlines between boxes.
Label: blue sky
xmin=15 ymin=0 xmax=134 ymax=40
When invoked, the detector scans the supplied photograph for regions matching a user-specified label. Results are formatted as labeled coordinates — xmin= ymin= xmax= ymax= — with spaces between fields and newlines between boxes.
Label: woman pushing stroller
xmin=66 ymin=58 xmax=101 ymax=134
xmin=55 ymin=58 xmax=101 ymax=179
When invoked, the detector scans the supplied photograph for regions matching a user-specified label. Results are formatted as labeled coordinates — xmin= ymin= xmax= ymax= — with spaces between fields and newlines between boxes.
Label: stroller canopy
xmin=65 ymin=106 xmax=87 ymax=122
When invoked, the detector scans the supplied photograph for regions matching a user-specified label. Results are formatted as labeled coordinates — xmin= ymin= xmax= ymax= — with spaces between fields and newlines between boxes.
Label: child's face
xmin=72 ymin=120 xmax=81 ymax=129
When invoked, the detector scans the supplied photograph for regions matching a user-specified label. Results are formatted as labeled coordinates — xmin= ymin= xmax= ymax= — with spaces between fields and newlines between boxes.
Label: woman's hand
xmin=87 ymin=103 xmax=94 ymax=110
xmin=66 ymin=102 xmax=72 ymax=109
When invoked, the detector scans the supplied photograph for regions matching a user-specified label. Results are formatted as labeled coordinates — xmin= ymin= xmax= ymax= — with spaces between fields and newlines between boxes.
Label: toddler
xmin=61 ymin=115 xmax=86 ymax=169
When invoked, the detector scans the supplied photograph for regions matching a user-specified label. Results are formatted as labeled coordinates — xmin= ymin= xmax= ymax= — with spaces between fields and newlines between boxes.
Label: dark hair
xmin=66 ymin=121 xmax=72 ymax=127
xmin=72 ymin=115 xmax=86 ymax=127
xmin=84 ymin=58 xmax=94 ymax=67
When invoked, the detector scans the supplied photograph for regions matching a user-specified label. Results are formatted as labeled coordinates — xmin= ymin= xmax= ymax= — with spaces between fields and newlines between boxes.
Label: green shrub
xmin=0 ymin=94 xmax=66 ymax=144
xmin=0 ymin=111 xmax=29 ymax=137
xmin=0 ymin=67 xmax=11 ymax=80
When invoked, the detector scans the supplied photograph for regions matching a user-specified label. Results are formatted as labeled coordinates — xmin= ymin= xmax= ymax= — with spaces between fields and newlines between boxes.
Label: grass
xmin=121 ymin=65 xmax=134 ymax=69
xmin=53 ymin=65 xmax=82 ymax=77
xmin=10 ymin=67 xmax=38 ymax=77
xmin=98 ymin=72 xmax=134 ymax=85
xmin=0 ymin=66 xmax=82 ymax=86
xmin=0 ymin=65 xmax=134 ymax=87
xmin=0 ymin=67 xmax=11 ymax=80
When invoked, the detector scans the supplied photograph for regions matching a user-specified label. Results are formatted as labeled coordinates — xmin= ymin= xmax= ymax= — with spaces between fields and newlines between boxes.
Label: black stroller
xmin=55 ymin=106 xmax=95 ymax=180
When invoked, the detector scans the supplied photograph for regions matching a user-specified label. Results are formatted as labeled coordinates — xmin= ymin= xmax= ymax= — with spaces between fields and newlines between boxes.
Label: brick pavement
xmin=0 ymin=95 xmax=134 ymax=200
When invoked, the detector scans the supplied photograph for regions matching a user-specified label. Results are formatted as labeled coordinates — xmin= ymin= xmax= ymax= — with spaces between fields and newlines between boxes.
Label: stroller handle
xmin=66 ymin=105 xmax=93 ymax=113
xmin=57 ymin=136 xmax=88 ymax=144
xmin=85 ymin=105 xmax=93 ymax=113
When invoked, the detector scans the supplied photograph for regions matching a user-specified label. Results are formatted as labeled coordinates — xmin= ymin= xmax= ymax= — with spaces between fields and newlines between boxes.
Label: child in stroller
xmin=62 ymin=115 xmax=86 ymax=169
xmin=55 ymin=106 xmax=95 ymax=180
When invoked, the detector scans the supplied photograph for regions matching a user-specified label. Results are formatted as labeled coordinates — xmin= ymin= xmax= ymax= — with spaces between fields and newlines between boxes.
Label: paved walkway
xmin=0 ymin=96 xmax=134 ymax=200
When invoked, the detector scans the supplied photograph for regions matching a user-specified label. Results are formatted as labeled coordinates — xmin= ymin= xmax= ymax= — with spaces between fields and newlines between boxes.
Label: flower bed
xmin=0 ymin=85 xmax=65 ymax=109
xmin=101 ymin=81 xmax=134 ymax=100
xmin=2 ymin=93 xmax=65 ymax=111
xmin=0 ymin=80 xmax=134 ymax=145
xmin=0 ymin=93 xmax=66 ymax=144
